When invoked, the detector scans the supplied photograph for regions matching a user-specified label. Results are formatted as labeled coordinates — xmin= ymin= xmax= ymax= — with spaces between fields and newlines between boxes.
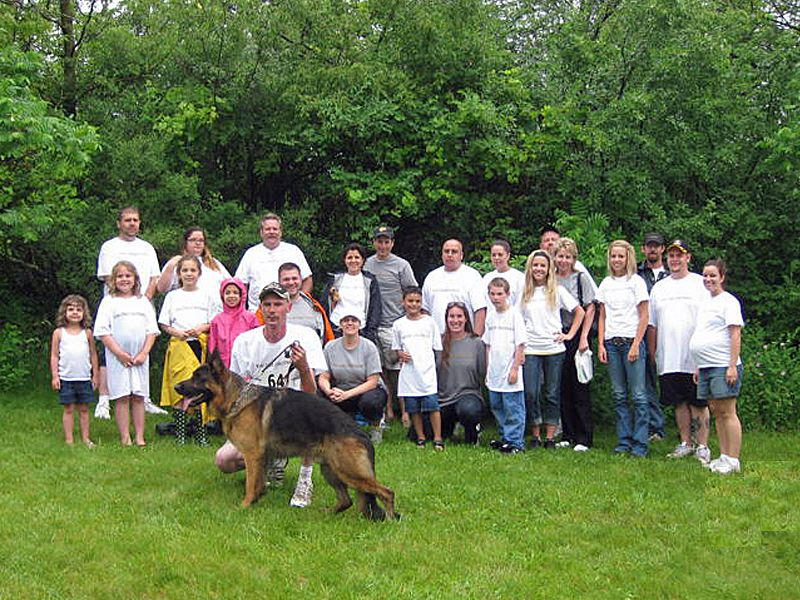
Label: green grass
xmin=1 ymin=386 xmax=798 ymax=599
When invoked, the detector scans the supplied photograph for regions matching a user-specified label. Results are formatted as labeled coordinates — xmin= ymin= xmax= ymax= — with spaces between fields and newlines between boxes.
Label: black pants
xmin=406 ymin=393 xmax=484 ymax=444
xmin=560 ymin=336 xmax=594 ymax=447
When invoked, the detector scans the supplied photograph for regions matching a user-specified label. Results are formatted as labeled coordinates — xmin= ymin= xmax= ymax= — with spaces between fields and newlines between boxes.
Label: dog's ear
xmin=208 ymin=349 xmax=229 ymax=382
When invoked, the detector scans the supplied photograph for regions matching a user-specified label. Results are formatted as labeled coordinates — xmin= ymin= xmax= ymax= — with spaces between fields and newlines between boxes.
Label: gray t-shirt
xmin=436 ymin=336 xmax=486 ymax=407
xmin=558 ymin=271 xmax=596 ymax=329
xmin=364 ymin=253 xmax=418 ymax=327
xmin=288 ymin=295 xmax=324 ymax=340
xmin=323 ymin=337 xmax=383 ymax=391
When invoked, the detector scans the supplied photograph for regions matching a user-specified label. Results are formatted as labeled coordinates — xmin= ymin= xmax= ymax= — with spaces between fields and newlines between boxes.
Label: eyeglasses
xmin=187 ymin=238 xmax=206 ymax=243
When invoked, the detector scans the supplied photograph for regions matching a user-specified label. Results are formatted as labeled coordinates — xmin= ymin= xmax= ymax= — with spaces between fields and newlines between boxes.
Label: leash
xmin=228 ymin=342 xmax=297 ymax=417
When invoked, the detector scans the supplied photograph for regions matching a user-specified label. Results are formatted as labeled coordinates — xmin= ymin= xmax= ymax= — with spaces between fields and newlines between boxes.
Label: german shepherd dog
xmin=175 ymin=352 xmax=397 ymax=521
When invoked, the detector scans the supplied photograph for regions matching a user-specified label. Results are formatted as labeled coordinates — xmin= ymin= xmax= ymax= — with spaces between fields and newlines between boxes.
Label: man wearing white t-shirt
xmin=95 ymin=207 xmax=164 ymax=419
xmin=422 ymin=239 xmax=487 ymax=336
xmin=235 ymin=213 xmax=313 ymax=310
xmin=214 ymin=282 xmax=327 ymax=508
xmin=647 ymin=240 xmax=712 ymax=463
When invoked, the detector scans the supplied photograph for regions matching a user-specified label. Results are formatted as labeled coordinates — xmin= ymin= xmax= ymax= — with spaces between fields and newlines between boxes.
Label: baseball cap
xmin=667 ymin=239 xmax=690 ymax=254
xmin=373 ymin=225 xmax=394 ymax=239
xmin=643 ymin=232 xmax=665 ymax=245
xmin=259 ymin=282 xmax=289 ymax=301
xmin=338 ymin=311 xmax=364 ymax=325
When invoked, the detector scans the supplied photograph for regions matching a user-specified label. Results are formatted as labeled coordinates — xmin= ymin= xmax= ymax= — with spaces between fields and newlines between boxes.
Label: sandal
xmin=416 ymin=439 xmax=426 ymax=448
xmin=433 ymin=440 xmax=445 ymax=452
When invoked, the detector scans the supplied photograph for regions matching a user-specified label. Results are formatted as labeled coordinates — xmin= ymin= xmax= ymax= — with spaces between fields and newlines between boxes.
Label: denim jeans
xmin=643 ymin=345 xmax=665 ymax=437
xmin=605 ymin=339 xmax=649 ymax=456
xmin=523 ymin=353 xmax=565 ymax=427
xmin=488 ymin=390 xmax=526 ymax=449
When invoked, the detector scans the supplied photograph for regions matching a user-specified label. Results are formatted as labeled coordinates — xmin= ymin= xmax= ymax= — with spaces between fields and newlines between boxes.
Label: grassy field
xmin=1 ymin=385 xmax=797 ymax=599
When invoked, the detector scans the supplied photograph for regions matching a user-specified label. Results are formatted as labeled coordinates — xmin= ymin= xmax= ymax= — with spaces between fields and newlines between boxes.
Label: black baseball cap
xmin=373 ymin=225 xmax=394 ymax=239
xmin=644 ymin=233 xmax=666 ymax=245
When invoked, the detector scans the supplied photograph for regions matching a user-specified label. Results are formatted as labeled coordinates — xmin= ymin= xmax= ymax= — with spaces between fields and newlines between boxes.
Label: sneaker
xmin=649 ymin=432 xmax=665 ymax=442
xmin=369 ymin=427 xmax=383 ymax=444
xmin=556 ymin=440 xmax=571 ymax=449
xmin=499 ymin=444 xmax=523 ymax=455
xmin=290 ymin=477 xmax=313 ymax=508
xmin=144 ymin=398 xmax=168 ymax=415
xmin=667 ymin=442 xmax=695 ymax=459
xmin=266 ymin=458 xmax=287 ymax=487
xmin=573 ymin=444 xmax=589 ymax=452
xmin=489 ymin=439 xmax=505 ymax=450
xmin=695 ymin=445 xmax=711 ymax=466
xmin=94 ymin=396 xmax=110 ymax=420
xmin=544 ymin=439 xmax=556 ymax=450
xmin=711 ymin=456 xmax=741 ymax=475
xmin=529 ymin=438 xmax=542 ymax=449
xmin=84 ymin=440 xmax=96 ymax=449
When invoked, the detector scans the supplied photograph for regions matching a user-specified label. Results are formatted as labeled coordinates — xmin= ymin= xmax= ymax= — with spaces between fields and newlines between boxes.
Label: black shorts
xmin=659 ymin=372 xmax=706 ymax=408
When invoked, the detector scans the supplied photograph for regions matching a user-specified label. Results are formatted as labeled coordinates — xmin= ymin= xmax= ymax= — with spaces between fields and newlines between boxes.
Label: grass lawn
xmin=1 ymin=385 xmax=797 ymax=599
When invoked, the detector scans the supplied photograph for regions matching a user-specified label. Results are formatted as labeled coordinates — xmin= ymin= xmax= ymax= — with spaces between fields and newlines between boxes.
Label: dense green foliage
xmin=1 ymin=0 xmax=798 ymax=422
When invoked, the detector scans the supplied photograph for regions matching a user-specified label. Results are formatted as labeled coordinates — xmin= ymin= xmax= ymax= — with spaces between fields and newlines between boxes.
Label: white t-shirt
xmin=160 ymin=258 xmax=230 ymax=312
xmin=391 ymin=315 xmax=442 ymax=397
xmin=97 ymin=237 xmax=160 ymax=296
xmin=482 ymin=268 xmax=525 ymax=314
xmin=597 ymin=275 xmax=649 ymax=339
xmin=422 ymin=264 xmax=487 ymax=334
xmin=230 ymin=323 xmax=326 ymax=390
xmin=234 ymin=242 xmax=312 ymax=310
xmin=519 ymin=286 xmax=578 ymax=355
xmin=94 ymin=295 xmax=159 ymax=399
xmin=648 ymin=273 xmax=710 ymax=375
xmin=329 ymin=273 xmax=367 ymax=328
xmin=482 ymin=308 xmax=526 ymax=392
xmin=689 ymin=291 xmax=744 ymax=368
xmin=158 ymin=288 xmax=219 ymax=339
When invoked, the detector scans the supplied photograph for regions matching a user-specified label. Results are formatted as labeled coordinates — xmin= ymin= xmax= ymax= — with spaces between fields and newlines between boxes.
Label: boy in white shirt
xmin=483 ymin=278 xmax=527 ymax=454
xmin=391 ymin=287 xmax=444 ymax=450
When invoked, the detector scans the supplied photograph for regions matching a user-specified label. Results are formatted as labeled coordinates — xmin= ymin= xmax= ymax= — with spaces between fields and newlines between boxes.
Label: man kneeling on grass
xmin=214 ymin=283 xmax=327 ymax=508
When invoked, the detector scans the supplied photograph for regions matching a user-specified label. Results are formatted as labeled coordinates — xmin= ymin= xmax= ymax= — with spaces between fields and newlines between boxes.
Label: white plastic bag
xmin=575 ymin=348 xmax=594 ymax=384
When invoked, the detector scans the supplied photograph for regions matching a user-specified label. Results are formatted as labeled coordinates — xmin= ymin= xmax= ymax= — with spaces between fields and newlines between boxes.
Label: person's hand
xmin=397 ymin=350 xmax=412 ymax=364
xmin=401 ymin=412 xmax=410 ymax=428
xmin=725 ymin=365 xmax=739 ymax=385
xmin=290 ymin=342 xmax=310 ymax=373
xmin=578 ymin=336 xmax=589 ymax=353
xmin=51 ymin=375 xmax=61 ymax=391
xmin=131 ymin=351 xmax=148 ymax=366
xmin=598 ymin=344 xmax=608 ymax=364
xmin=627 ymin=344 xmax=640 ymax=363
xmin=329 ymin=387 xmax=347 ymax=403
xmin=507 ymin=368 xmax=519 ymax=385
xmin=693 ymin=370 xmax=699 ymax=385
xmin=116 ymin=350 xmax=134 ymax=366
xmin=91 ymin=375 xmax=99 ymax=390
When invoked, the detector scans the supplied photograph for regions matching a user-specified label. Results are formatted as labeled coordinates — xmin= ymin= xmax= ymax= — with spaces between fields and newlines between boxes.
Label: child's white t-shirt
xmin=391 ymin=315 xmax=442 ymax=397
xmin=158 ymin=288 xmax=219 ymax=339
xmin=482 ymin=308 xmax=526 ymax=392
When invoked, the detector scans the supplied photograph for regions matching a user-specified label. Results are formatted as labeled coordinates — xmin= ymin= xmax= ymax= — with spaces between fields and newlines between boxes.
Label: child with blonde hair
xmin=94 ymin=261 xmax=159 ymax=446
xmin=50 ymin=295 xmax=99 ymax=447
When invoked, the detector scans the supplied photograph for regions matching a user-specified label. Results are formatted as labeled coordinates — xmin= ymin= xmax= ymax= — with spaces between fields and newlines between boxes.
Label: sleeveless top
xmin=58 ymin=328 xmax=92 ymax=380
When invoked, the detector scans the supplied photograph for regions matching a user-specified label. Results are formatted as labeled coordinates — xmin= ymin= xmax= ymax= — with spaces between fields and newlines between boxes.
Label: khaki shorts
xmin=375 ymin=326 xmax=400 ymax=370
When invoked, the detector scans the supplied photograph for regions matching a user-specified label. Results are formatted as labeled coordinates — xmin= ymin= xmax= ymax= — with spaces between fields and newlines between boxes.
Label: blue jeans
xmin=606 ymin=340 xmax=649 ymax=456
xmin=643 ymin=345 xmax=665 ymax=437
xmin=523 ymin=353 xmax=565 ymax=428
xmin=488 ymin=390 xmax=525 ymax=449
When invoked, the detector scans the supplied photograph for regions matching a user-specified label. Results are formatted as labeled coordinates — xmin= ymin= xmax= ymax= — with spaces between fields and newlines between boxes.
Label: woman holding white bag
xmin=555 ymin=238 xmax=596 ymax=452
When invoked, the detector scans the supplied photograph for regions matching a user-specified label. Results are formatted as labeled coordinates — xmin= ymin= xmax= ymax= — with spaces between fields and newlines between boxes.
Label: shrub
xmin=0 ymin=323 xmax=39 ymax=389
xmin=739 ymin=324 xmax=800 ymax=431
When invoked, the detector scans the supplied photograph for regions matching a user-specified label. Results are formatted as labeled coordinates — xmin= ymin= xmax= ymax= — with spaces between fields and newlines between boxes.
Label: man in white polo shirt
xmin=235 ymin=213 xmax=313 ymax=310
xmin=422 ymin=238 xmax=487 ymax=336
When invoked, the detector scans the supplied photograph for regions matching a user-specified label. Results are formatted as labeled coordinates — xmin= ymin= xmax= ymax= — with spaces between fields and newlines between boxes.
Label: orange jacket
xmin=255 ymin=292 xmax=334 ymax=344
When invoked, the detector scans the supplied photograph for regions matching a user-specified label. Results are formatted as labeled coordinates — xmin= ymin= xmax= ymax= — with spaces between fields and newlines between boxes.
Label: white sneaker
xmin=573 ymin=444 xmax=589 ymax=452
xmin=695 ymin=445 xmax=711 ymax=466
xmin=94 ymin=396 xmax=110 ymax=420
xmin=369 ymin=427 xmax=383 ymax=444
xmin=711 ymin=456 xmax=741 ymax=475
xmin=667 ymin=443 xmax=695 ymax=459
xmin=290 ymin=477 xmax=313 ymax=508
xmin=144 ymin=398 xmax=168 ymax=415
xmin=556 ymin=441 xmax=571 ymax=449
xmin=704 ymin=457 xmax=722 ymax=470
